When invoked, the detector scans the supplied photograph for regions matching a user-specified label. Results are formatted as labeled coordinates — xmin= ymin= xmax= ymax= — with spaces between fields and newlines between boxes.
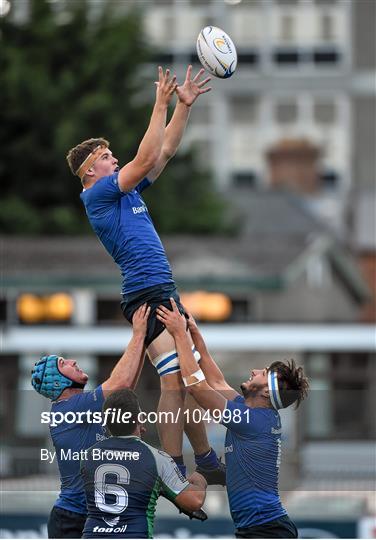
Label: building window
xmin=304 ymin=352 xmax=375 ymax=440
xmin=321 ymin=13 xmax=335 ymax=41
xmin=275 ymin=0 xmax=299 ymax=5
xmin=273 ymin=49 xmax=300 ymax=64
xmin=313 ymin=48 xmax=340 ymax=64
xmin=232 ymin=171 xmax=258 ymax=189
xmin=230 ymin=97 xmax=258 ymax=125
xmin=280 ymin=14 xmax=295 ymax=43
xmin=275 ymin=102 xmax=298 ymax=124
xmin=313 ymin=101 xmax=336 ymax=124
xmin=188 ymin=102 xmax=210 ymax=125
xmin=190 ymin=0 xmax=211 ymax=5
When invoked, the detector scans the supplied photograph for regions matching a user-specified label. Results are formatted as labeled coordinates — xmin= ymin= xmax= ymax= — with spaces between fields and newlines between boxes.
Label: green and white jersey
xmin=81 ymin=436 xmax=189 ymax=538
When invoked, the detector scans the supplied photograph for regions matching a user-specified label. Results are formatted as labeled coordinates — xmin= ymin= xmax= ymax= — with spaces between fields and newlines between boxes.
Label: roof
xmin=0 ymin=191 xmax=369 ymax=299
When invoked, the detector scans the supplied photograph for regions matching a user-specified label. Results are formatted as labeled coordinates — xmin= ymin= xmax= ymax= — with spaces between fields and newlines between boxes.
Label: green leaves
xmin=0 ymin=0 xmax=230 ymax=236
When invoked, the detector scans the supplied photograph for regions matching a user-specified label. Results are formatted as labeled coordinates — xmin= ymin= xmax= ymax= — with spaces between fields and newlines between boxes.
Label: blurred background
xmin=1 ymin=0 xmax=375 ymax=537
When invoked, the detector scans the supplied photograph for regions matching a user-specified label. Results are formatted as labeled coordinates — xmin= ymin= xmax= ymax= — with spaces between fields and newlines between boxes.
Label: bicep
xmin=145 ymin=150 xmax=171 ymax=182
xmin=118 ymin=158 xmax=154 ymax=192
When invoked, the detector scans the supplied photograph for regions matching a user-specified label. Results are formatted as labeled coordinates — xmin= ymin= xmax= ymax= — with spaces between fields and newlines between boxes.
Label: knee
xmin=160 ymin=372 xmax=185 ymax=392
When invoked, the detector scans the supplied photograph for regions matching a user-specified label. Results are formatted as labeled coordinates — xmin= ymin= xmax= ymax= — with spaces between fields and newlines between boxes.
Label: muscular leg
xmin=147 ymin=328 xmax=210 ymax=457
xmin=147 ymin=327 xmax=226 ymax=485
xmin=147 ymin=329 xmax=186 ymax=457
xmin=183 ymin=392 xmax=211 ymax=455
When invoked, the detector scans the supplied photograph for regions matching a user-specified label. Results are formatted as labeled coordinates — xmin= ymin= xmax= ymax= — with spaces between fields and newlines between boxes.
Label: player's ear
xmin=261 ymin=385 xmax=270 ymax=399
xmin=86 ymin=167 xmax=95 ymax=178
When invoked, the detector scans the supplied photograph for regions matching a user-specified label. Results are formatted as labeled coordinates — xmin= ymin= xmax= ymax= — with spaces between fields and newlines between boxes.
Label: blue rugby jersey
xmin=221 ymin=395 xmax=287 ymax=529
xmin=50 ymin=386 xmax=106 ymax=515
xmin=80 ymin=174 xmax=174 ymax=294
xmin=80 ymin=436 xmax=189 ymax=538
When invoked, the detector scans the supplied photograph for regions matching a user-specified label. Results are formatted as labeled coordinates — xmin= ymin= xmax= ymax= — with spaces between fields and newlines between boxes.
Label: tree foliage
xmin=0 ymin=0 xmax=231 ymax=235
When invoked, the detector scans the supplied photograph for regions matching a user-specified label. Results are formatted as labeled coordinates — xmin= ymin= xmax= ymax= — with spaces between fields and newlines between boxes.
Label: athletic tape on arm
xmin=182 ymin=369 xmax=206 ymax=387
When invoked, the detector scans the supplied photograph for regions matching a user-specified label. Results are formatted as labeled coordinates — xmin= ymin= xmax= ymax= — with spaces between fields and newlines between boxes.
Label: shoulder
xmin=53 ymin=386 xmax=104 ymax=411
xmin=81 ymin=174 xmax=123 ymax=201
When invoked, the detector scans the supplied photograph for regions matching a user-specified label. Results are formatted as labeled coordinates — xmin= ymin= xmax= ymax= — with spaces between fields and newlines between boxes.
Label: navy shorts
xmin=235 ymin=515 xmax=298 ymax=538
xmin=47 ymin=506 xmax=86 ymax=538
xmin=121 ymin=283 xmax=187 ymax=347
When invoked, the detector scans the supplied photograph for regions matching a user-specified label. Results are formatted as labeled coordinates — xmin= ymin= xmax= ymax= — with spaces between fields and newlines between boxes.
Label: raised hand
xmin=132 ymin=303 xmax=151 ymax=337
xmin=176 ymin=65 xmax=211 ymax=107
xmin=156 ymin=298 xmax=186 ymax=336
xmin=155 ymin=66 xmax=178 ymax=107
xmin=186 ymin=311 xmax=199 ymax=334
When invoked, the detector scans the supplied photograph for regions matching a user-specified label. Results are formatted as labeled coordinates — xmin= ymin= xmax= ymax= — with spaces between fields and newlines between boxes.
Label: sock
xmin=172 ymin=455 xmax=186 ymax=477
xmin=195 ymin=447 xmax=219 ymax=470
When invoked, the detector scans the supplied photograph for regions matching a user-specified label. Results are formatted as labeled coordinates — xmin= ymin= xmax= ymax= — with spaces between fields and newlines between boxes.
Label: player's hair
xmin=269 ymin=359 xmax=309 ymax=409
xmin=103 ymin=389 xmax=140 ymax=436
xmin=66 ymin=137 xmax=109 ymax=177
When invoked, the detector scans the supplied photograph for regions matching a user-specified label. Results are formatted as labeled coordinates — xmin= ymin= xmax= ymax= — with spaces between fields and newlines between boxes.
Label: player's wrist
xmin=132 ymin=329 xmax=147 ymax=339
xmin=177 ymin=97 xmax=191 ymax=109
xmin=154 ymin=100 xmax=169 ymax=112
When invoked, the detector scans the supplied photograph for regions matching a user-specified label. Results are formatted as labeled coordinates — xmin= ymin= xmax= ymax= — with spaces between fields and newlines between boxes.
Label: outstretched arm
xmin=187 ymin=314 xmax=239 ymax=400
xmin=156 ymin=299 xmax=227 ymax=415
xmin=147 ymin=66 xmax=211 ymax=181
xmin=118 ymin=67 xmax=177 ymax=192
xmin=102 ymin=304 xmax=150 ymax=396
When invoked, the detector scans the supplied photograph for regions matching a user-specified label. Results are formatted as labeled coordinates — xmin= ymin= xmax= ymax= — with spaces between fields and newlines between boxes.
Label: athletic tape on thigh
xmin=152 ymin=346 xmax=201 ymax=377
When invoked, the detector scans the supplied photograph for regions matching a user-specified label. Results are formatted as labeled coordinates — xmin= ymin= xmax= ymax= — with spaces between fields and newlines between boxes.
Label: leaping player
xmin=66 ymin=66 xmax=225 ymax=499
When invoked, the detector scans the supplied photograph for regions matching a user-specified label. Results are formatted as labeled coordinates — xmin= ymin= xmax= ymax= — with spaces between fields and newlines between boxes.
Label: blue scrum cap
xmin=31 ymin=355 xmax=75 ymax=401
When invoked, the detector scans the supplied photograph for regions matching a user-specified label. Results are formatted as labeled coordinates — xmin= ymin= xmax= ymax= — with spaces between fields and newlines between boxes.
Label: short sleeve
xmin=135 ymin=177 xmax=152 ymax=193
xmin=155 ymin=450 xmax=189 ymax=501
xmin=66 ymin=385 xmax=104 ymax=414
xmin=221 ymin=398 xmax=266 ymax=436
xmin=81 ymin=174 xmax=123 ymax=215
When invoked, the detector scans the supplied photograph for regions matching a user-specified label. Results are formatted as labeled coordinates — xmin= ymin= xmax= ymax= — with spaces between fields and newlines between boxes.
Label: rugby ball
xmin=196 ymin=26 xmax=237 ymax=79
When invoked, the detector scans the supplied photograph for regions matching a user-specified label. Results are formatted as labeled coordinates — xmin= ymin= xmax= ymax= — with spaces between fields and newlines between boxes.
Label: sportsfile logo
xmin=132 ymin=204 xmax=147 ymax=214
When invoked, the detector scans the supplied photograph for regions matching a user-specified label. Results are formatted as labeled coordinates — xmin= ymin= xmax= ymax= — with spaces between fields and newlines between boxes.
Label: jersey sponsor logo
xmin=96 ymin=432 xmax=107 ymax=442
xmin=132 ymin=204 xmax=147 ymax=214
xmin=93 ymin=524 xmax=127 ymax=534
xmin=224 ymin=444 xmax=233 ymax=454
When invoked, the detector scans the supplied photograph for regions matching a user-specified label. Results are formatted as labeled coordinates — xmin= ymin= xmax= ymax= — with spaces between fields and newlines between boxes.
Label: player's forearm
xmin=162 ymin=101 xmax=190 ymax=158
xmin=190 ymin=327 xmax=226 ymax=387
xmin=174 ymin=330 xmax=199 ymax=379
xmin=136 ymin=103 xmax=168 ymax=167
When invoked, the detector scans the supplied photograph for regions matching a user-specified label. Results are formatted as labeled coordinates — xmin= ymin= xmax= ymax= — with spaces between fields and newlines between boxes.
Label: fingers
xmin=169 ymin=297 xmax=180 ymax=312
xmin=156 ymin=299 xmax=181 ymax=319
xmin=134 ymin=303 xmax=150 ymax=320
xmin=199 ymin=86 xmax=212 ymax=94
xmin=185 ymin=64 xmax=193 ymax=82
xmin=169 ymin=75 xmax=178 ymax=95
xmin=197 ymin=76 xmax=211 ymax=88
xmin=193 ymin=67 xmax=205 ymax=83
